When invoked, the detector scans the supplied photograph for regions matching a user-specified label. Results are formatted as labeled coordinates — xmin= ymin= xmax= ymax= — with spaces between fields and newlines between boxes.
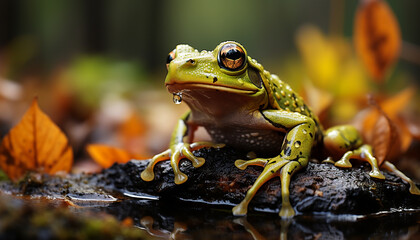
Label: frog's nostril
xmin=186 ymin=59 xmax=196 ymax=65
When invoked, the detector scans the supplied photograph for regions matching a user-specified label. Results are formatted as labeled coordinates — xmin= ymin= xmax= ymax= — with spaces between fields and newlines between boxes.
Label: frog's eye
xmin=166 ymin=49 xmax=176 ymax=69
xmin=218 ymin=43 xmax=246 ymax=71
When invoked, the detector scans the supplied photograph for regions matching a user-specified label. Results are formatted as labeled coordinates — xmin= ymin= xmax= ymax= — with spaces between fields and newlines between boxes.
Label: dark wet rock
xmin=1 ymin=147 xmax=419 ymax=216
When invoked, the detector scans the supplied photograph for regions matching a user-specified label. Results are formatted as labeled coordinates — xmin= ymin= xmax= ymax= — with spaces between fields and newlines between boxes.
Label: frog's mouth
xmin=166 ymin=82 xmax=258 ymax=95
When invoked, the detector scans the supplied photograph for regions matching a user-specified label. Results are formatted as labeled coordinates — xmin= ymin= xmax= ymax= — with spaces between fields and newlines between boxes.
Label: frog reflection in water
xmin=141 ymin=41 xmax=420 ymax=218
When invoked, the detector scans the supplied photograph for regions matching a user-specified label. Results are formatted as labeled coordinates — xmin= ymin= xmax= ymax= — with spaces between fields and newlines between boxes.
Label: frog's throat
xmin=166 ymin=83 xmax=258 ymax=95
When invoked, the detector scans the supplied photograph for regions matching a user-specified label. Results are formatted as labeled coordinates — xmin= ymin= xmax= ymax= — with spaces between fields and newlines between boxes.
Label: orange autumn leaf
xmin=87 ymin=144 xmax=145 ymax=168
xmin=362 ymin=88 xmax=414 ymax=134
xmin=117 ymin=112 xmax=149 ymax=156
xmin=354 ymin=0 xmax=401 ymax=82
xmin=121 ymin=217 xmax=134 ymax=227
xmin=0 ymin=99 xmax=73 ymax=181
xmin=118 ymin=112 xmax=146 ymax=141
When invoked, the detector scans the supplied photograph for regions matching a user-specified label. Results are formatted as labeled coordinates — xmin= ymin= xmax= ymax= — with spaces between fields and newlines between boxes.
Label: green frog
xmin=141 ymin=41 xmax=420 ymax=218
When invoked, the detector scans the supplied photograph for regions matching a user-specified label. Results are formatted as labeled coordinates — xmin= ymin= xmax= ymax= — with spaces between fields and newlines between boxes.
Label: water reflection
xmin=100 ymin=198 xmax=420 ymax=240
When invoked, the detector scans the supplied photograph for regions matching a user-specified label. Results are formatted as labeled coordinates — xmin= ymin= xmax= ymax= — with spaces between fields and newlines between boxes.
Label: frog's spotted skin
xmin=141 ymin=41 xmax=420 ymax=218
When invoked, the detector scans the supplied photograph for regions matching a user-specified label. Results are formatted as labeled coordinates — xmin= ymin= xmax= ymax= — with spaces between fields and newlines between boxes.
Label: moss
xmin=0 ymin=195 xmax=152 ymax=240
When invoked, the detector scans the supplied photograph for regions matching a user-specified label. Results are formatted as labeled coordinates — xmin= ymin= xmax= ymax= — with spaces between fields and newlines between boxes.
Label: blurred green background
xmin=1 ymin=0 xmax=419 ymax=80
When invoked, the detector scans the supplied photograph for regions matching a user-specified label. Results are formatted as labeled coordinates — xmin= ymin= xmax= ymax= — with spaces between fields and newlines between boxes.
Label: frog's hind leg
xmin=278 ymin=158 xmax=307 ymax=218
xmin=382 ymin=161 xmax=420 ymax=195
xmin=232 ymin=157 xmax=289 ymax=216
xmin=335 ymin=144 xmax=385 ymax=179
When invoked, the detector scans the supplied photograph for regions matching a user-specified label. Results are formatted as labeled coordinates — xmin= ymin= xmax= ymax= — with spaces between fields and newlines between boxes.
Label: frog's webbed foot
xmin=141 ymin=142 xmax=225 ymax=185
xmin=233 ymin=156 xmax=309 ymax=219
xmin=335 ymin=144 xmax=385 ymax=180
xmin=233 ymin=157 xmax=289 ymax=216
xmin=382 ymin=161 xmax=420 ymax=195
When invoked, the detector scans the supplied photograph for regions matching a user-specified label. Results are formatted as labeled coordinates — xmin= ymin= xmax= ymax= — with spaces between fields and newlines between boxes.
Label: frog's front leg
xmin=141 ymin=111 xmax=224 ymax=184
xmin=233 ymin=110 xmax=315 ymax=218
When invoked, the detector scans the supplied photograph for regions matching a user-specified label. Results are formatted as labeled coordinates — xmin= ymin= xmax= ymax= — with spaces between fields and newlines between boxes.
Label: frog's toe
xmin=279 ymin=204 xmax=295 ymax=219
xmin=234 ymin=160 xmax=248 ymax=170
xmin=181 ymin=148 xmax=206 ymax=168
xmin=235 ymin=158 xmax=267 ymax=170
xmin=141 ymin=167 xmax=155 ymax=182
xmin=334 ymin=159 xmax=352 ymax=168
xmin=192 ymin=157 xmax=205 ymax=168
xmin=369 ymin=170 xmax=385 ymax=180
xmin=409 ymin=183 xmax=420 ymax=195
xmin=174 ymin=172 xmax=188 ymax=185
xmin=232 ymin=202 xmax=248 ymax=216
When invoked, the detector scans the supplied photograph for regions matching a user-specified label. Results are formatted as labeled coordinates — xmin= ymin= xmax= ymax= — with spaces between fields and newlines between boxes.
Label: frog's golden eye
xmin=218 ymin=43 xmax=246 ymax=71
xmin=166 ymin=49 xmax=176 ymax=69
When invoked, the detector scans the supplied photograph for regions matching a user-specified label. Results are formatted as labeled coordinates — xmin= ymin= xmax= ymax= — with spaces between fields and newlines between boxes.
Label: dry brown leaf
xmin=0 ymin=98 xmax=73 ymax=181
xmin=362 ymin=88 xmax=415 ymax=133
xmin=362 ymin=95 xmax=413 ymax=164
xmin=354 ymin=0 xmax=401 ymax=82
xmin=371 ymin=110 xmax=398 ymax=165
xmin=87 ymin=144 xmax=145 ymax=169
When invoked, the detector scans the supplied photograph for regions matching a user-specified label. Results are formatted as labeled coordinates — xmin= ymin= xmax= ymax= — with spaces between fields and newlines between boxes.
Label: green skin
xmin=141 ymin=41 xmax=420 ymax=218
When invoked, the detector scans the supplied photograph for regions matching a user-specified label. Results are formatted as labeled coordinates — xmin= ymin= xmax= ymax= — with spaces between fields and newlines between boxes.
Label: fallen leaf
xmin=362 ymin=88 xmax=415 ymax=133
xmin=354 ymin=0 xmax=401 ymax=82
xmin=371 ymin=110 xmax=398 ymax=165
xmin=360 ymin=94 xmax=413 ymax=164
xmin=121 ymin=217 xmax=134 ymax=227
xmin=117 ymin=112 xmax=148 ymax=156
xmin=0 ymin=99 xmax=73 ymax=181
xmin=87 ymin=144 xmax=145 ymax=168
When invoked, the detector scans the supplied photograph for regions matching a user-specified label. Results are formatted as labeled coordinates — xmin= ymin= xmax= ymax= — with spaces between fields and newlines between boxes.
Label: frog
xmin=141 ymin=41 xmax=420 ymax=218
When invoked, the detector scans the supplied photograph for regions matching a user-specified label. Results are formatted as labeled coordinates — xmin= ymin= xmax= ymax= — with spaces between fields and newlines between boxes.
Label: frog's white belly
xmin=205 ymin=126 xmax=284 ymax=156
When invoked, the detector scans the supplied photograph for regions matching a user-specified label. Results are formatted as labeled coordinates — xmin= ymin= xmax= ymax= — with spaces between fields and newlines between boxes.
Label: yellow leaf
xmin=0 ymin=99 xmax=73 ymax=181
xmin=354 ymin=0 xmax=401 ymax=82
xmin=87 ymin=144 xmax=145 ymax=169
xmin=296 ymin=25 xmax=339 ymax=90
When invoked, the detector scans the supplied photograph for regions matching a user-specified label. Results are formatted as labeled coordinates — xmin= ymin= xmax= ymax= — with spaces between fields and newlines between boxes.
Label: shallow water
xmin=95 ymin=197 xmax=420 ymax=240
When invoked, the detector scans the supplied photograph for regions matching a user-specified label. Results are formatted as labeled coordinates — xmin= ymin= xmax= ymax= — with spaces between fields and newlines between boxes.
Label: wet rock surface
xmin=97 ymin=146 xmax=420 ymax=215
xmin=2 ymin=146 xmax=418 ymax=216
